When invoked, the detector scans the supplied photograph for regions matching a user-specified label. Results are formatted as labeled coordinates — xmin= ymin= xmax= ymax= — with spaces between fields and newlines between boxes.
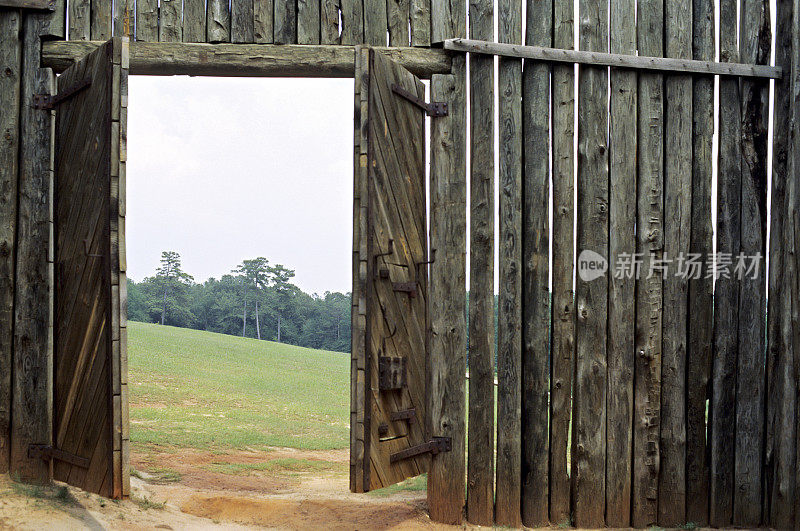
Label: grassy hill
xmin=128 ymin=321 xmax=350 ymax=451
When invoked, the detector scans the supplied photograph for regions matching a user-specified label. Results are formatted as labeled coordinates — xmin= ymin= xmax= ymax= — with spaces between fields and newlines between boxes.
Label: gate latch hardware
xmin=28 ymin=444 xmax=90 ymax=469
xmin=33 ymin=77 xmax=92 ymax=110
xmin=390 ymin=437 xmax=452 ymax=463
xmin=390 ymin=408 xmax=417 ymax=424
xmin=391 ymin=84 xmax=448 ymax=117
xmin=392 ymin=282 xmax=417 ymax=298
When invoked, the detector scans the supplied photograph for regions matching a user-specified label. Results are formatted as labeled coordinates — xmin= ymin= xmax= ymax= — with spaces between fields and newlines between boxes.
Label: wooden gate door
xmin=351 ymin=48 xmax=439 ymax=492
xmin=51 ymin=37 xmax=129 ymax=499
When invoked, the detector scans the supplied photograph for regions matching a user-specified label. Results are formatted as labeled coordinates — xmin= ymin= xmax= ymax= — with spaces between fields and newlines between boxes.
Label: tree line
xmin=128 ymin=251 xmax=351 ymax=353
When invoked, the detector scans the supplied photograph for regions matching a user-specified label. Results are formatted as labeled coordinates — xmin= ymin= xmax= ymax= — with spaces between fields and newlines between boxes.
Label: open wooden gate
xmin=51 ymin=37 xmax=129 ymax=499
xmin=351 ymin=48 xmax=440 ymax=492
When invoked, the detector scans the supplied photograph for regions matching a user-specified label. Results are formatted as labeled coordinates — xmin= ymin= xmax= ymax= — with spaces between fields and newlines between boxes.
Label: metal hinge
xmin=391 ymin=84 xmax=448 ymax=117
xmin=33 ymin=77 xmax=92 ymax=111
xmin=390 ymin=437 xmax=452 ymax=463
xmin=390 ymin=408 xmax=417 ymax=424
xmin=28 ymin=444 xmax=90 ymax=469
xmin=392 ymin=282 xmax=417 ymax=298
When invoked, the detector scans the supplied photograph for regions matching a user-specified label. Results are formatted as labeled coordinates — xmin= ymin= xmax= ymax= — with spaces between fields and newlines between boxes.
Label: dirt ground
xmin=0 ymin=448 xmax=468 ymax=530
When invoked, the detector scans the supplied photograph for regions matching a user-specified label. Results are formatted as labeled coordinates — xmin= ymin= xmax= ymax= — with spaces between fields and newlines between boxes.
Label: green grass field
xmin=128 ymin=321 xmax=350 ymax=451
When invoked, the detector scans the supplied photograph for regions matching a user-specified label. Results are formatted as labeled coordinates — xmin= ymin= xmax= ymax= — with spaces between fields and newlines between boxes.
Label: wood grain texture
xmin=494 ymin=0 xmax=521 ymax=524
xmin=710 ymin=1 xmax=741 ymax=526
xmin=632 ymin=0 xmax=663 ymax=525
xmin=113 ymin=0 xmax=132 ymax=37
xmin=431 ymin=0 xmax=465 ymax=43
xmin=520 ymin=0 xmax=549 ymax=525
xmin=69 ymin=0 xmax=89 ymax=40
xmin=159 ymin=0 xmax=182 ymax=42
xmin=0 ymin=9 xmax=21 ymax=476
xmin=339 ymin=0 xmax=362 ymax=44
xmin=427 ymin=60 xmax=466 ymax=525
xmin=11 ymin=11 xmax=54 ymax=485
xmin=320 ymin=0 xmax=338 ymax=44
xmin=135 ymin=0 xmax=157 ymax=41
xmin=90 ymin=0 xmax=111 ymax=39
xmin=254 ymin=0 xmax=275 ymax=42
xmin=409 ymin=0 xmax=429 ymax=45
xmin=548 ymin=0 xmax=573 ymax=523
xmin=297 ymin=0 xmax=320 ymax=43
xmin=734 ymin=0 xmax=769 ymax=525
xmin=207 ymin=0 xmax=231 ymax=42
xmin=387 ymin=0 xmax=409 ymax=46
xmin=465 ymin=0 xmax=493 ymax=522
xmin=183 ymin=0 xmax=207 ymax=42
xmin=573 ymin=0 xmax=608 ymax=527
xmin=274 ymin=0 xmax=297 ymax=43
xmin=232 ymin=0 xmax=256 ymax=42
xmin=363 ymin=0 xmax=386 ymax=45
xmin=606 ymin=0 xmax=636 ymax=524
xmin=686 ymin=0 xmax=713 ymax=523
xmin=42 ymin=0 xmax=65 ymax=38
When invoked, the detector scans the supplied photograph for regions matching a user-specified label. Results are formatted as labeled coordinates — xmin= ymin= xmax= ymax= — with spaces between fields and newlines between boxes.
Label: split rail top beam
xmin=444 ymin=39 xmax=782 ymax=79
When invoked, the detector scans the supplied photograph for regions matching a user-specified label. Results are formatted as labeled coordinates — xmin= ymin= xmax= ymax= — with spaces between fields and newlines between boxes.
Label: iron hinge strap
xmin=33 ymin=77 xmax=92 ymax=111
xmin=28 ymin=444 xmax=90 ymax=469
xmin=389 ymin=437 xmax=452 ymax=463
xmin=391 ymin=84 xmax=448 ymax=117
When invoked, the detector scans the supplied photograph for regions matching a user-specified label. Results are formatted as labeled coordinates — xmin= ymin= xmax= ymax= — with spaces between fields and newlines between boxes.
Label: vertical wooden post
xmin=207 ymin=0 xmax=231 ymax=42
xmin=710 ymin=0 xmax=742 ymax=526
xmin=632 ymin=0 xmax=664 ymax=524
xmin=340 ymin=0 xmax=363 ymax=44
xmin=320 ymin=0 xmax=338 ymax=44
xmin=255 ymin=0 xmax=275 ymax=43
xmin=0 ymin=8 xmax=22 ymax=476
xmin=573 ymin=0 xmax=608 ymax=527
xmin=136 ymin=0 xmax=158 ymax=41
xmin=11 ymin=11 xmax=54 ymax=486
xmin=232 ymin=0 xmax=256 ymax=43
xmin=159 ymin=0 xmax=183 ymax=42
xmin=427 ymin=60 xmax=467 ymax=525
xmin=387 ymin=0 xmax=409 ymax=45
xmin=183 ymin=0 xmax=208 ymax=42
xmin=549 ymin=0 xmax=574 ymax=523
xmin=520 ymin=0 xmax=550 ymax=525
xmin=686 ymin=0 xmax=714 ymax=523
xmin=91 ymin=0 xmax=112 ymax=39
xmin=409 ymin=0 xmax=429 ymax=46
xmin=465 ymin=0 xmax=494 ymax=522
xmin=606 ymin=0 xmax=636 ymax=525
xmin=274 ymin=0 xmax=298 ymax=43
xmin=362 ymin=0 xmax=385 ymax=44
xmin=298 ymin=0 xmax=321 ymax=44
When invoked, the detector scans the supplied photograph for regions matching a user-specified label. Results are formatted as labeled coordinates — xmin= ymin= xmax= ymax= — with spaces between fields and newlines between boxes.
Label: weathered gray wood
xmin=69 ymin=0 xmax=89 ymax=40
xmin=548 ymin=0 xmax=573 ymax=523
xmin=297 ymin=0 xmax=320 ymax=43
xmin=90 ymin=0 xmax=111 ymax=39
xmin=207 ymin=0 xmax=231 ymax=42
xmin=632 ymin=0 xmax=663 ymax=524
xmin=409 ymin=0 xmax=429 ymax=45
xmin=764 ymin=0 xmax=796 ymax=526
xmin=339 ymin=0 xmax=362 ymax=44
xmin=0 ymin=0 xmax=52 ymax=9
xmin=710 ymin=1 xmax=741 ymax=527
xmin=465 ymin=0 xmax=493 ymax=522
xmin=427 ymin=61 xmax=466 ymax=525
xmin=431 ymin=0 xmax=465 ymax=43
xmin=443 ymin=39 xmax=783 ymax=79
xmin=113 ymin=0 xmax=132 ymax=36
xmin=41 ymin=0 xmax=64 ymax=38
xmin=733 ymin=1 xmax=769 ymax=526
xmin=135 ymin=0 xmax=157 ymax=41
xmin=0 ymin=9 xmax=21 ymax=476
xmin=232 ymin=0 xmax=256 ymax=42
xmin=320 ymin=0 xmax=338 ymax=44
xmin=387 ymin=0 xmax=409 ymax=46
xmin=606 ymin=0 xmax=635 ymax=525
xmin=520 ymin=0 xmax=549 ymax=525
xmin=494 ymin=0 xmax=521 ymax=525
xmin=363 ymin=0 xmax=386 ymax=45
xmin=686 ymin=0 xmax=713 ymax=524
xmin=659 ymin=0 xmax=691 ymax=524
xmin=159 ymin=0 xmax=182 ymax=42
xmin=183 ymin=0 xmax=207 ymax=42
xmin=274 ymin=0 xmax=297 ymax=43
xmin=572 ymin=0 xmax=607 ymax=527
xmin=43 ymin=41 xmax=453 ymax=79
xmin=11 ymin=11 xmax=54 ymax=485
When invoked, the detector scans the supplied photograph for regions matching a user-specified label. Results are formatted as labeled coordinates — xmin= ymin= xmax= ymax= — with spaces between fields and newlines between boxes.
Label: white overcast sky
xmin=127 ymin=76 xmax=354 ymax=295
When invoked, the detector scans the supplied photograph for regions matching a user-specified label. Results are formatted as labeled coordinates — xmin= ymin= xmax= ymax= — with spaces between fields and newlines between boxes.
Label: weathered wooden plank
xmin=659 ymin=0 xmax=691 ymax=524
xmin=572 ymin=0 xmax=608 ymax=527
xmin=298 ymin=0 xmax=320 ymax=43
xmin=363 ymin=0 xmax=386 ymax=45
xmin=632 ymin=0 xmax=663 ymax=524
xmin=159 ymin=0 xmax=182 ymax=42
xmin=686 ymin=0 xmax=713 ymax=523
xmin=764 ymin=0 xmax=796 ymax=526
xmin=11 ymin=11 xmax=54 ymax=485
xmin=427 ymin=62 xmax=466 ymax=525
xmin=0 ymin=0 xmax=52 ymax=9
xmin=733 ymin=0 xmax=769 ymax=525
xmin=113 ymin=0 xmax=132 ymax=37
xmin=443 ymin=39 xmax=783 ymax=79
xmin=465 ymin=0 xmax=493 ymax=522
xmin=387 ymin=0 xmax=409 ymax=46
xmin=606 ymin=0 xmax=635 ymax=524
xmin=520 ymin=0 xmax=549 ymax=525
xmin=69 ymin=0 xmax=89 ymax=40
xmin=431 ymin=0 xmax=465 ymax=43
xmin=183 ymin=0 xmax=207 ymax=42
xmin=320 ymin=0 xmax=338 ymax=44
xmin=409 ymin=0 xmax=429 ymax=45
xmin=548 ymin=0 xmax=573 ymax=523
xmin=254 ymin=0 xmax=274 ymax=42
xmin=43 ymin=41 xmax=453 ymax=79
xmin=0 ymin=9 xmax=21 ymax=476
xmin=339 ymin=0 xmax=362 ymax=44
xmin=41 ymin=0 xmax=65 ymax=38
xmin=709 ymin=1 xmax=741 ymax=526
xmin=135 ymin=0 xmax=157 ymax=41
xmin=274 ymin=0 xmax=297 ymax=43
xmin=232 ymin=0 xmax=256 ymax=42
xmin=207 ymin=0 xmax=231 ymax=42
xmin=90 ymin=0 xmax=111 ymax=39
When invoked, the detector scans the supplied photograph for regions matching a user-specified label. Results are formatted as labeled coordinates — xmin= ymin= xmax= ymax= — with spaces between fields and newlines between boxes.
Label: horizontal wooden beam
xmin=42 ymin=41 xmax=453 ymax=79
xmin=444 ymin=38 xmax=782 ymax=79
xmin=0 ymin=0 xmax=54 ymax=10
